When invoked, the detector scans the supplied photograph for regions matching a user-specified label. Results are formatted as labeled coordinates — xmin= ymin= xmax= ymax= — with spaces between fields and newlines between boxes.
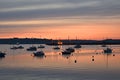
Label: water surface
xmin=0 ymin=45 xmax=120 ymax=80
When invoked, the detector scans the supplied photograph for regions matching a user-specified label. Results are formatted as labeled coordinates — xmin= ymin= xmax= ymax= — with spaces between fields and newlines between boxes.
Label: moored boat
xmin=62 ymin=50 xmax=71 ymax=55
xmin=101 ymin=44 xmax=107 ymax=47
xmin=66 ymin=47 xmax=75 ymax=52
xmin=27 ymin=46 xmax=37 ymax=51
xmin=38 ymin=45 xmax=45 ymax=48
xmin=10 ymin=46 xmax=24 ymax=49
xmin=0 ymin=51 xmax=6 ymax=57
xmin=17 ymin=46 xmax=24 ymax=49
xmin=53 ymin=46 xmax=60 ymax=50
xmin=33 ymin=51 xmax=45 ymax=56
xmin=74 ymin=45 xmax=81 ymax=48
xmin=104 ymin=48 xmax=112 ymax=53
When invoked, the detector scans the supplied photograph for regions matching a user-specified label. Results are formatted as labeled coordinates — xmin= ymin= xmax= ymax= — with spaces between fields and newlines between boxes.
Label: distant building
xmin=58 ymin=40 xmax=63 ymax=45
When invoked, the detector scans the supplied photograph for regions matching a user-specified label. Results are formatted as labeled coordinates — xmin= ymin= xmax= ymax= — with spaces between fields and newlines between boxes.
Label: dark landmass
xmin=0 ymin=38 xmax=120 ymax=45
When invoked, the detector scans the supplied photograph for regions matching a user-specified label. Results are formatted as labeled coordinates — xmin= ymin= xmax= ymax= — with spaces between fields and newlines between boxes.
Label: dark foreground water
xmin=0 ymin=45 xmax=120 ymax=80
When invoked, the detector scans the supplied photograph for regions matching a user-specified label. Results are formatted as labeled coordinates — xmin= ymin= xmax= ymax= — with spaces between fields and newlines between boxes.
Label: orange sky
xmin=0 ymin=18 xmax=120 ymax=39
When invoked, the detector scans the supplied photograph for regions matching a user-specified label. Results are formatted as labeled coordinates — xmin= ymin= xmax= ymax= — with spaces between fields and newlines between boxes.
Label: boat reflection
xmin=104 ymin=53 xmax=112 ymax=69
xmin=33 ymin=55 xmax=46 ymax=59
xmin=66 ymin=47 xmax=75 ymax=52
xmin=0 ymin=56 xmax=5 ymax=59
xmin=62 ymin=54 xmax=72 ymax=59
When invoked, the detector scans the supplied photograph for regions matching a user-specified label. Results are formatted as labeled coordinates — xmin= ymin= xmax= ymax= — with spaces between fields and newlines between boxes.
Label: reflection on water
xmin=0 ymin=45 xmax=120 ymax=80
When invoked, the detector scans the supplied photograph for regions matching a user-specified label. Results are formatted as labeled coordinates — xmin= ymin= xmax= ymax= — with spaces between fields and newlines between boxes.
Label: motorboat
xmin=17 ymin=46 xmax=24 ymax=49
xmin=53 ymin=46 xmax=60 ymax=50
xmin=0 ymin=51 xmax=6 ymax=57
xmin=33 ymin=51 xmax=45 ymax=56
xmin=66 ymin=47 xmax=75 ymax=52
xmin=10 ymin=46 xmax=18 ymax=50
xmin=62 ymin=47 xmax=75 ymax=55
xmin=74 ymin=45 xmax=81 ymax=48
xmin=62 ymin=50 xmax=71 ymax=55
xmin=10 ymin=46 xmax=24 ymax=49
xmin=104 ymin=48 xmax=112 ymax=53
xmin=101 ymin=44 xmax=106 ymax=47
xmin=27 ymin=46 xmax=37 ymax=51
xmin=38 ymin=45 xmax=45 ymax=48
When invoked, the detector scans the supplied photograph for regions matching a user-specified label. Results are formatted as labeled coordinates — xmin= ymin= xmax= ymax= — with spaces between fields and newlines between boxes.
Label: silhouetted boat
xmin=62 ymin=50 xmax=71 ymax=55
xmin=38 ymin=45 xmax=45 ymax=48
xmin=53 ymin=46 xmax=60 ymax=50
xmin=10 ymin=46 xmax=18 ymax=50
xmin=17 ymin=46 xmax=24 ymax=49
xmin=66 ymin=47 xmax=75 ymax=52
xmin=33 ymin=51 xmax=45 ymax=56
xmin=0 ymin=51 xmax=6 ymax=57
xmin=104 ymin=48 xmax=112 ymax=53
xmin=101 ymin=44 xmax=106 ymax=47
xmin=27 ymin=46 xmax=37 ymax=51
xmin=74 ymin=45 xmax=81 ymax=48
xmin=10 ymin=46 xmax=24 ymax=49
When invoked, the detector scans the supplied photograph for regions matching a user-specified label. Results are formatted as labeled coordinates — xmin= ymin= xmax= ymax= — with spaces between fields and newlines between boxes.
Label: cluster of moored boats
xmin=29 ymin=44 xmax=112 ymax=57
xmin=0 ymin=44 xmax=113 ymax=58
xmin=26 ymin=45 xmax=45 ymax=51
xmin=33 ymin=46 xmax=75 ymax=56
xmin=62 ymin=44 xmax=82 ymax=55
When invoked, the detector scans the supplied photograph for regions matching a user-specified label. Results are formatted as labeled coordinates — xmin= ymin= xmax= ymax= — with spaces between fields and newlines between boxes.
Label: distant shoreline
xmin=0 ymin=38 xmax=120 ymax=45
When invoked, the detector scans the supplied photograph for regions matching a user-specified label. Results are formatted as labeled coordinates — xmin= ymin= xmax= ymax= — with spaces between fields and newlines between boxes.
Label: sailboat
xmin=104 ymin=47 xmax=112 ymax=53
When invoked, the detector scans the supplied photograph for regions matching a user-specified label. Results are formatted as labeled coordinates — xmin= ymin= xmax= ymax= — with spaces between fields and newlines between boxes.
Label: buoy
xmin=92 ymin=59 xmax=94 ymax=61
xmin=113 ymin=54 xmax=115 ymax=56
xmin=96 ymin=53 xmax=98 ymax=54
xmin=66 ymin=57 xmax=69 ymax=59
xmin=75 ymin=60 xmax=77 ymax=63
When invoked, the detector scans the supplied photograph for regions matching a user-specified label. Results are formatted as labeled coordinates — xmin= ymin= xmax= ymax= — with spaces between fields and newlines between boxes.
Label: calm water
xmin=0 ymin=44 xmax=120 ymax=80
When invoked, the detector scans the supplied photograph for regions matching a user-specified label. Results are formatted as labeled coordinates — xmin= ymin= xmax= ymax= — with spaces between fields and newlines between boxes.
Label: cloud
xmin=0 ymin=0 xmax=120 ymax=21
xmin=0 ymin=1 xmax=99 ymax=12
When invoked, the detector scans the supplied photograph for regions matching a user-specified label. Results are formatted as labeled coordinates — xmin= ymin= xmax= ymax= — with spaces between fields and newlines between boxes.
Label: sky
xmin=0 ymin=0 xmax=120 ymax=39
